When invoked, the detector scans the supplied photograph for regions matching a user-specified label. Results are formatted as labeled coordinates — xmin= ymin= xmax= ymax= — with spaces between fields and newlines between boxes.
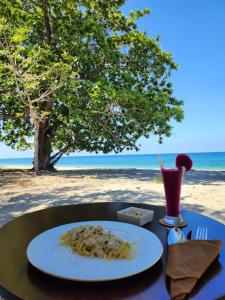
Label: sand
xmin=0 ymin=167 xmax=225 ymax=227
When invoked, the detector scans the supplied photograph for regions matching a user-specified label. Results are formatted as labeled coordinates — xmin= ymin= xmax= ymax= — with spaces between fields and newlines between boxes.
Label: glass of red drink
xmin=161 ymin=167 xmax=184 ymax=225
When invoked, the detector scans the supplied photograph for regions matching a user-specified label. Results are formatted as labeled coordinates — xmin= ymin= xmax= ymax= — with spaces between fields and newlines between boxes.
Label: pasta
xmin=59 ymin=225 xmax=135 ymax=261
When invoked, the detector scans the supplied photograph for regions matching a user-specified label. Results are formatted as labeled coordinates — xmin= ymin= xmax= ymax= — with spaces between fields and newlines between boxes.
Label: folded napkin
xmin=166 ymin=240 xmax=222 ymax=300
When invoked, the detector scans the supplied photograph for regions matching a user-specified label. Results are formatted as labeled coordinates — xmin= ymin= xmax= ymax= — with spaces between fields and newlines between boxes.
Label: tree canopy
xmin=0 ymin=0 xmax=183 ymax=171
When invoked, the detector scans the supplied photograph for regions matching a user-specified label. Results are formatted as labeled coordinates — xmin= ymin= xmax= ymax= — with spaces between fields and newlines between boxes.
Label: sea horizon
xmin=0 ymin=151 xmax=225 ymax=171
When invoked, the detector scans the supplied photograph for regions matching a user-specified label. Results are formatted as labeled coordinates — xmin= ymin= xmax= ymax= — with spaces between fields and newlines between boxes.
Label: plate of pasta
xmin=27 ymin=221 xmax=163 ymax=281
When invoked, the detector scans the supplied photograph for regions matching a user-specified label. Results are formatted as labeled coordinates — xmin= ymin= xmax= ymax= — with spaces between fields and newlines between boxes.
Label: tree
xmin=0 ymin=0 xmax=183 ymax=173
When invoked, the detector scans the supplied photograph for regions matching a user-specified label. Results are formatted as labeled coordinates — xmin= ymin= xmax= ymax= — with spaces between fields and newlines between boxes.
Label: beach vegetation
xmin=0 ymin=0 xmax=183 ymax=173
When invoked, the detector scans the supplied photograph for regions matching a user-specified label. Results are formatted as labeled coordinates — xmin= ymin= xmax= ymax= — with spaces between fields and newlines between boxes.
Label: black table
xmin=0 ymin=202 xmax=225 ymax=300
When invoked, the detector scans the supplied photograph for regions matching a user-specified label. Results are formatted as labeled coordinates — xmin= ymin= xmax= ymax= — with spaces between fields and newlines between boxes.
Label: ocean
xmin=0 ymin=152 xmax=224 ymax=171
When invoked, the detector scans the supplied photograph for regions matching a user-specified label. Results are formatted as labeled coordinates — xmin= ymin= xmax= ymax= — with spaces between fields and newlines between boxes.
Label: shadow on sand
xmin=1 ymin=168 xmax=225 ymax=186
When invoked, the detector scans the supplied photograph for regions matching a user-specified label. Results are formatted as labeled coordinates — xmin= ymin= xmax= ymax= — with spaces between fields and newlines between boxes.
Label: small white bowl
xmin=117 ymin=207 xmax=154 ymax=226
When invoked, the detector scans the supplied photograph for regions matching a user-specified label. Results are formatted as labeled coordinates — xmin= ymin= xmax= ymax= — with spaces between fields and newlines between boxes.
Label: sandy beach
xmin=0 ymin=166 xmax=225 ymax=227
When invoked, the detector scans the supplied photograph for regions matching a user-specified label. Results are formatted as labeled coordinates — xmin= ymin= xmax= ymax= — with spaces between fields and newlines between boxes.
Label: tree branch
xmin=42 ymin=0 xmax=52 ymax=44
xmin=31 ymin=89 xmax=52 ymax=103
xmin=50 ymin=145 xmax=71 ymax=166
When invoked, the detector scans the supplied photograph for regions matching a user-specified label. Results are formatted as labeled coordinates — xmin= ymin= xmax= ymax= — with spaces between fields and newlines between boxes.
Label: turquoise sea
xmin=0 ymin=152 xmax=224 ymax=171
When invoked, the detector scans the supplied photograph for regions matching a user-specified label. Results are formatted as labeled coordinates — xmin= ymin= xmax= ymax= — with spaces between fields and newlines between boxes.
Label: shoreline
xmin=1 ymin=165 xmax=225 ymax=172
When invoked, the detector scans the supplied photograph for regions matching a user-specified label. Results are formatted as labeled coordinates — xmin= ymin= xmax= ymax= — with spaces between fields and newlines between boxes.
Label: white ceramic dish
xmin=117 ymin=207 xmax=154 ymax=226
xmin=27 ymin=221 xmax=163 ymax=282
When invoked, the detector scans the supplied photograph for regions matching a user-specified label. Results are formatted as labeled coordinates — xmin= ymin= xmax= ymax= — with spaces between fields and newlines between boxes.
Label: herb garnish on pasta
xmin=59 ymin=225 xmax=135 ymax=261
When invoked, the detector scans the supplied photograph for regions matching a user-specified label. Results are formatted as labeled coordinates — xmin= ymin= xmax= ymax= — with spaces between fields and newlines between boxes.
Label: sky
xmin=0 ymin=0 xmax=225 ymax=158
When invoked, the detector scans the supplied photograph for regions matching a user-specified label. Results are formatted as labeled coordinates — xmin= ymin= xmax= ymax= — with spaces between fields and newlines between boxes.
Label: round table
xmin=0 ymin=202 xmax=225 ymax=300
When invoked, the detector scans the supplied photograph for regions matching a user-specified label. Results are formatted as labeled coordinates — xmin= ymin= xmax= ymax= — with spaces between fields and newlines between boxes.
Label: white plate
xmin=27 ymin=221 xmax=163 ymax=281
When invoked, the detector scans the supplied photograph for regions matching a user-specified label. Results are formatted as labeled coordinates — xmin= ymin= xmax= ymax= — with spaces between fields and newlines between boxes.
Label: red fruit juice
xmin=161 ymin=168 xmax=183 ymax=217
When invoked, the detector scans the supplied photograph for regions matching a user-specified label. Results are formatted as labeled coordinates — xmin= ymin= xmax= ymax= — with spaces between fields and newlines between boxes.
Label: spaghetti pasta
xmin=59 ymin=225 xmax=135 ymax=260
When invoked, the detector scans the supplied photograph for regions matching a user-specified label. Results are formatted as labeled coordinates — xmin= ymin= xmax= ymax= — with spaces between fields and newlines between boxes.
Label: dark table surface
xmin=0 ymin=202 xmax=225 ymax=300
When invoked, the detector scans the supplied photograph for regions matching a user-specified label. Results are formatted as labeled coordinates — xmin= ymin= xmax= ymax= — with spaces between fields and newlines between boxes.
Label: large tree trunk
xmin=32 ymin=0 xmax=54 ymax=174
xmin=33 ymin=119 xmax=55 ymax=173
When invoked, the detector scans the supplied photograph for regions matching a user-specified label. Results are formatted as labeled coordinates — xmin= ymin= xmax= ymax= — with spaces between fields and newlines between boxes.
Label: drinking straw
xmin=157 ymin=156 xmax=164 ymax=169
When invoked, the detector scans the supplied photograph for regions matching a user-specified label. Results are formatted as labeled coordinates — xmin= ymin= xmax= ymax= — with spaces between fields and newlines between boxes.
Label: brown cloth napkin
xmin=166 ymin=240 xmax=222 ymax=300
